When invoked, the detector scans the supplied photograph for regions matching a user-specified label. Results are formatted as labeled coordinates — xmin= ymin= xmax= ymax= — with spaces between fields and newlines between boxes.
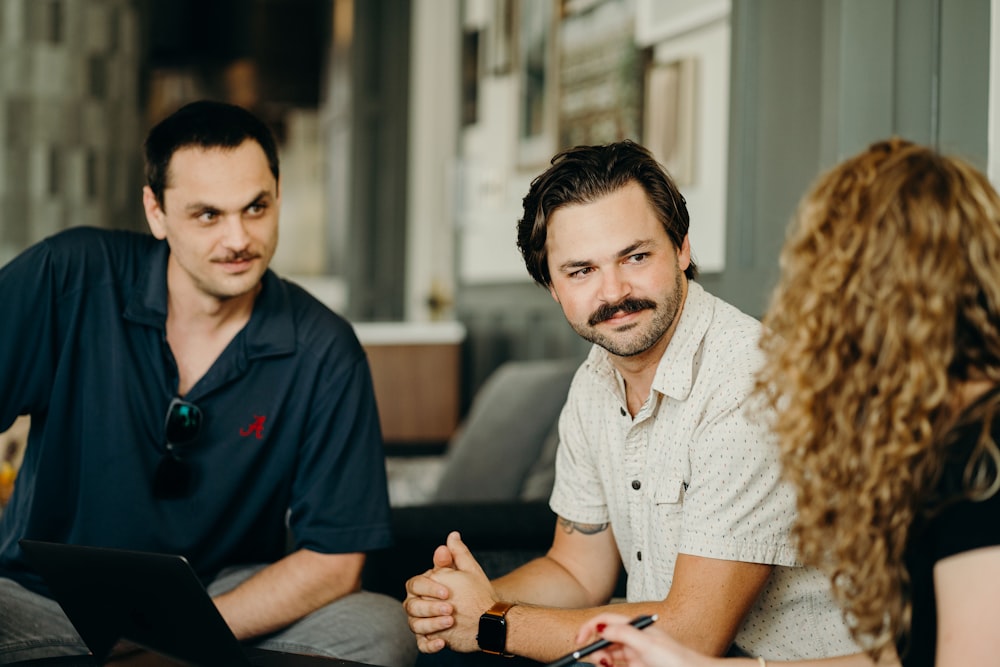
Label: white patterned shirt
xmin=549 ymin=281 xmax=858 ymax=660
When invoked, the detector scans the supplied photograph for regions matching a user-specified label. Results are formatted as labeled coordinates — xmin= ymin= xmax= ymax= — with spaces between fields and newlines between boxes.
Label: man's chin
xmin=581 ymin=333 xmax=643 ymax=357
xmin=601 ymin=342 xmax=652 ymax=358
xmin=585 ymin=324 xmax=668 ymax=358
xmin=206 ymin=274 xmax=264 ymax=301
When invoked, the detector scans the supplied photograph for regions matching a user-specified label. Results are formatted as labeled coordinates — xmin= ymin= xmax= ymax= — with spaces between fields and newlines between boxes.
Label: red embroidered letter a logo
xmin=240 ymin=416 xmax=266 ymax=439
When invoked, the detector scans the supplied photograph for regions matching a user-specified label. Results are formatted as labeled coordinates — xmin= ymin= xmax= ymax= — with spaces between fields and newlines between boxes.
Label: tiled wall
xmin=0 ymin=0 xmax=143 ymax=265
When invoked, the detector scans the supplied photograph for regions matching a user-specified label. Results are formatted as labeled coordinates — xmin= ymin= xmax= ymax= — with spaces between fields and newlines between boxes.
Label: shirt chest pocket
xmin=653 ymin=478 xmax=687 ymax=506
xmin=644 ymin=477 xmax=687 ymax=546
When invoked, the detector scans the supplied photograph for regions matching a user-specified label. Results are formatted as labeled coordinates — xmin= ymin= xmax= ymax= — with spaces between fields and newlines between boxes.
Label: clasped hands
xmin=403 ymin=530 xmax=499 ymax=654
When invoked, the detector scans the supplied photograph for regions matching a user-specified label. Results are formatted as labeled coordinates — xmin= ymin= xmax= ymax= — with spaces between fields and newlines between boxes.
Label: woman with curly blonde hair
xmin=568 ymin=139 xmax=1000 ymax=666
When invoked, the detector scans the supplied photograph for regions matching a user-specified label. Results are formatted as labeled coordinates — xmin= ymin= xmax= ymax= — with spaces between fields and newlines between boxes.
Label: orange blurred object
xmin=0 ymin=460 xmax=14 ymax=506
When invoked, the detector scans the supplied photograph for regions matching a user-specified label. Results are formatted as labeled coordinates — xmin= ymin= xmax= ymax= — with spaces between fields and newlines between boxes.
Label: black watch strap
xmin=477 ymin=601 xmax=516 ymax=656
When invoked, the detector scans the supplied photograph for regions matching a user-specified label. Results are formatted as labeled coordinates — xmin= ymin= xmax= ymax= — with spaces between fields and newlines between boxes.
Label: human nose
xmin=598 ymin=267 xmax=630 ymax=303
xmin=220 ymin=214 xmax=251 ymax=250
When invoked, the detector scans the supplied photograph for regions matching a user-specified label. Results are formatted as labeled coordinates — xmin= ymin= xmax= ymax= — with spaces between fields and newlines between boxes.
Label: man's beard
xmin=571 ymin=269 xmax=684 ymax=358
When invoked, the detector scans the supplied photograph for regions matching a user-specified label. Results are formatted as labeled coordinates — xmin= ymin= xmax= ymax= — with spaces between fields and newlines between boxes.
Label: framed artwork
xmin=516 ymin=0 xmax=558 ymax=167
xmin=644 ymin=57 xmax=696 ymax=185
xmin=558 ymin=0 xmax=642 ymax=150
xmin=461 ymin=29 xmax=480 ymax=126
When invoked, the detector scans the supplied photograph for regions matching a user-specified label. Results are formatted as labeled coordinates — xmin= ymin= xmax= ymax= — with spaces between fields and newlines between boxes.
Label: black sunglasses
xmin=153 ymin=397 xmax=203 ymax=499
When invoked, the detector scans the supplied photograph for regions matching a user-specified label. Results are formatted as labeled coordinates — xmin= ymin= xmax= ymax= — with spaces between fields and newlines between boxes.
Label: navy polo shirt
xmin=0 ymin=227 xmax=392 ymax=594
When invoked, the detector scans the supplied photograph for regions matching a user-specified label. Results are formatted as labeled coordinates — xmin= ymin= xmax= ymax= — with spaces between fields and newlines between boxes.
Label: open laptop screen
xmin=18 ymin=540 xmax=366 ymax=666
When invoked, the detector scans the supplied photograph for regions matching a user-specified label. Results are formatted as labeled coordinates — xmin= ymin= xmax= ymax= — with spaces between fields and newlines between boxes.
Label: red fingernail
xmin=596 ymin=623 xmax=606 ymax=632
xmin=600 ymin=659 xmax=611 ymax=667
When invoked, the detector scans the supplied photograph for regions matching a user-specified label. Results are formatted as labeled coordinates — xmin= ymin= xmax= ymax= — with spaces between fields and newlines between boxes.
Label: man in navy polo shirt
xmin=0 ymin=100 xmax=415 ymax=667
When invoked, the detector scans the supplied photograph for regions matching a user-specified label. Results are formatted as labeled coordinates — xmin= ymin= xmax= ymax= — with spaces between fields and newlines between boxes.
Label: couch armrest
xmin=363 ymin=500 xmax=556 ymax=600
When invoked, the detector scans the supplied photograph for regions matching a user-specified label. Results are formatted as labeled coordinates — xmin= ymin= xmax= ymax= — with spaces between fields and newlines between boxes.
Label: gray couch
xmin=363 ymin=358 xmax=581 ymax=599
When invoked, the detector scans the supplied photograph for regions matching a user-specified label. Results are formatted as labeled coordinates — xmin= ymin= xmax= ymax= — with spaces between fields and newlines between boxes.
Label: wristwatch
xmin=477 ymin=601 xmax=516 ymax=656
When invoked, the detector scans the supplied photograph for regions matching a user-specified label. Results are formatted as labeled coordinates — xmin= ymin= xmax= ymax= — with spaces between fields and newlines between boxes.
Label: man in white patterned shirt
xmin=403 ymin=141 xmax=859 ymax=664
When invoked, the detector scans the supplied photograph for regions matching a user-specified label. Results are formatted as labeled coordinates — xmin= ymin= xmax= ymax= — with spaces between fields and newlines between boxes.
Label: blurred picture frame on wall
xmin=557 ymin=0 xmax=642 ymax=151
xmin=462 ymin=29 xmax=481 ymax=127
xmin=516 ymin=0 xmax=559 ymax=168
xmin=644 ymin=56 xmax=696 ymax=186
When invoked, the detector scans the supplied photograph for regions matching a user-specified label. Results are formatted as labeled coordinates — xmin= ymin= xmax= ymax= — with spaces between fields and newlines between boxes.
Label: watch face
xmin=477 ymin=614 xmax=507 ymax=653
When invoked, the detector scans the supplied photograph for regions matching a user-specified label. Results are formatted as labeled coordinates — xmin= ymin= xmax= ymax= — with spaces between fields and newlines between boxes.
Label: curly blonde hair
xmin=756 ymin=138 xmax=1000 ymax=655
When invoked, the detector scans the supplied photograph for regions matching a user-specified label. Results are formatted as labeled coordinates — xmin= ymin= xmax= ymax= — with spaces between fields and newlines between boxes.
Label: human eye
xmin=567 ymin=266 xmax=593 ymax=279
xmin=246 ymin=201 xmax=268 ymax=217
xmin=195 ymin=209 xmax=219 ymax=224
xmin=626 ymin=252 xmax=649 ymax=264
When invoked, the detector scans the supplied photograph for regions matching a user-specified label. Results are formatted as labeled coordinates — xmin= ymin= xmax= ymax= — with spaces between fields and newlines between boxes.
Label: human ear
xmin=142 ymin=186 xmax=167 ymax=240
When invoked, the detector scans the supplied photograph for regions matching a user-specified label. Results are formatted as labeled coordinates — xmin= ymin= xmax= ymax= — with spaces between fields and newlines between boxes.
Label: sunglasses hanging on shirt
xmin=152 ymin=397 xmax=203 ymax=499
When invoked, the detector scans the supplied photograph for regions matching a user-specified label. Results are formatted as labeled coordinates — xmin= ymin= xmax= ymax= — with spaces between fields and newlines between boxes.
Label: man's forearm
xmin=485 ymin=557 xmax=771 ymax=663
xmin=501 ymin=601 xmax=665 ymax=662
xmin=213 ymin=549 xmax=364 ymax=640
xmin=484 ymin=594 xmax=766 ymax=664
xmin=492 ymin=555 xmax=617 ymax=609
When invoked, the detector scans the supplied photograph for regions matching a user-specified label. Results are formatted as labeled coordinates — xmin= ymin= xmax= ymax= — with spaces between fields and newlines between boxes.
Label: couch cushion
xmin=519 ymin=420 xmax=560 ymax=501
xmin=432 ymin=358 xmax=578 ymax=502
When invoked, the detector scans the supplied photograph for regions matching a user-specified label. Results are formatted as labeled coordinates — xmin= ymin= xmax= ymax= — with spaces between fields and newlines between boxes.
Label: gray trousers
xmin=0 ymin=566 xmax=417 ymax=667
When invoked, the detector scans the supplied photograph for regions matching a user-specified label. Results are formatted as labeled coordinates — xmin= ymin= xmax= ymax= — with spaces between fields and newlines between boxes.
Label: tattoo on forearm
xmin=558 ymin=517 xmax=609 ymax=535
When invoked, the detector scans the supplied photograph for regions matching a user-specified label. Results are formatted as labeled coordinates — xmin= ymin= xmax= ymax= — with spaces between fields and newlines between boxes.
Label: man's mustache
xmin=588 ymin=298 xmax=656 ymax=326
xmin=214 ymin=251 xmax=258 ymax=263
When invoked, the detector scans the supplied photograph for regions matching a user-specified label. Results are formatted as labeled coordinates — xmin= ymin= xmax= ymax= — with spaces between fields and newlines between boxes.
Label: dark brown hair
xmin=144 ymin=100 xmax=280 ymax=210
xmin=516 ymin=140 xmax=696 ymax=286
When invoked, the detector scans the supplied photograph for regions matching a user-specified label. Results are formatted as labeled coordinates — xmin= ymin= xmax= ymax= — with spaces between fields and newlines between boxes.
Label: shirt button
xmin=636 ymin=551 xmax=642 ymax=561
xmin=631 ymin=480 xmax=641 ymax=490
xmin=620 ymin=407 xmax=626 ymax=416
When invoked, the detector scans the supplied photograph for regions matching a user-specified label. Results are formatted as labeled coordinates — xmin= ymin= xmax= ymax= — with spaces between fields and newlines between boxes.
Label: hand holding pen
xmin=546 ymin=614 xmax=658 ymax=667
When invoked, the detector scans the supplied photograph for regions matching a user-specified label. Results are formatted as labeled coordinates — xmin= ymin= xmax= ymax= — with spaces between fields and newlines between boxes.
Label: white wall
xmin=643 ymin=14 xmax=730 ymax=272
xmin=273 ymin=109 xmax=326 ymax=277
xmin=406 ymin=0 xmax=462 ymax=319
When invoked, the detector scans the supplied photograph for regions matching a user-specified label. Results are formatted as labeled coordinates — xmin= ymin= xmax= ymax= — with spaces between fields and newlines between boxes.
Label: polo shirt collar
xmin=124 ymin=241 xmax=295 ymax=360
xmin=651 ymin=280 xmax=712 ymax=401
xmin=123 ymin=239 xmax=170 ymax=327
xmin=245 ymin=271 xmax=296 ymax=359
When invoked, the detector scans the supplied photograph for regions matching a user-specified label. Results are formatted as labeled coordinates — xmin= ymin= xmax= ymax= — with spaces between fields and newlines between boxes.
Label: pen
xmin=544 ymin=614 xmax=658 ymax=667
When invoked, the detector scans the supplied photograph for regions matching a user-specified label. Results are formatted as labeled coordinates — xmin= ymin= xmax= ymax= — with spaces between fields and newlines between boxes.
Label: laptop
xmin=19 ymin=539 xmax=374 ymax=667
